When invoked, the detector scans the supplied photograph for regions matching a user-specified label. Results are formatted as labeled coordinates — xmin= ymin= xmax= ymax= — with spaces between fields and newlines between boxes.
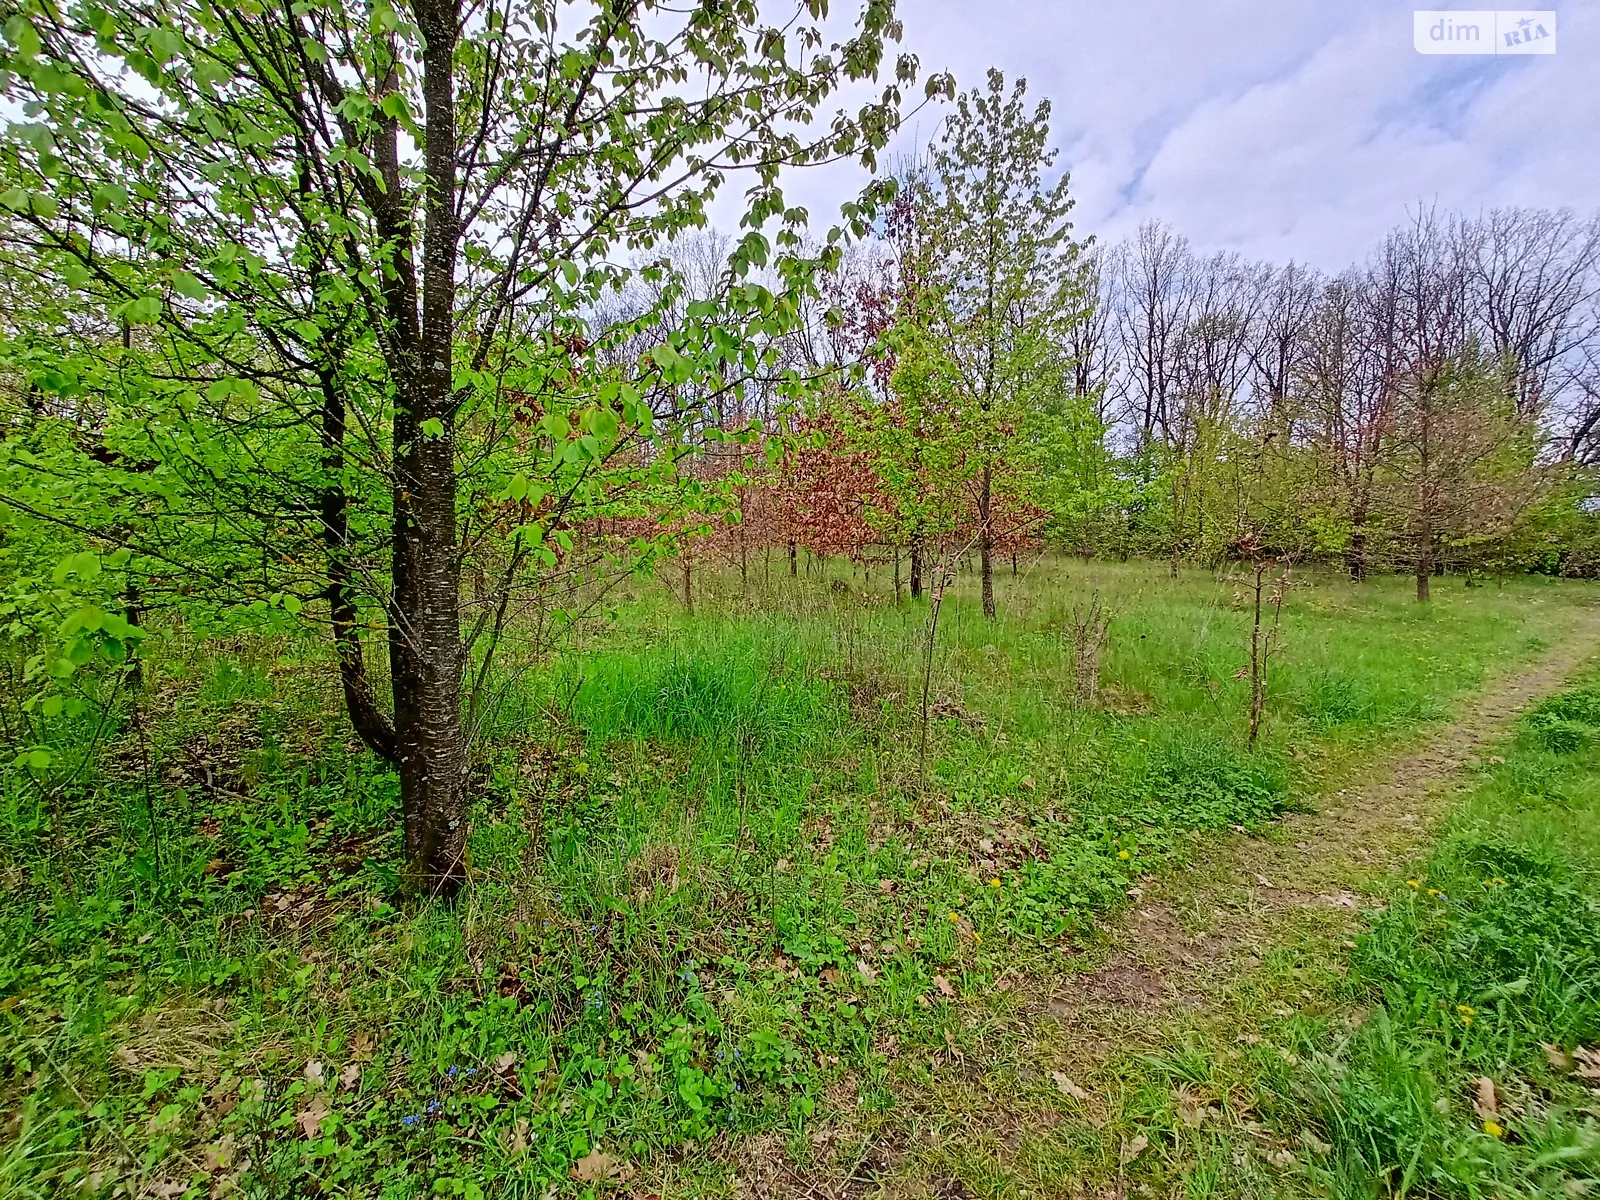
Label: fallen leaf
xmin=855 ymin=958 xmax=878 ymax=983
xmin=505 ymin=1118 xmax=530 ymax=1156
xmin=877 ymin=878 xmax=896 ymax=894
xmin=1575 ymin=1046 xmax=1600 ymax=1081
xmin=1256 ymin=875 xmax=1275 ymax=889
xmin=296 ymin=1096 xmax=329 ymax=1140
xmin=112 ymin=1046 xmax=141 ymax=1074
xmin=819 ymin=967 xmax=842 ymax=986
xmin=570 ymin=1148 xmax=629 ymax=1184
xmin=303 ymin=1060 xmax=325 ymax=1087
xmin=350 ymin=1032 xmax=375 ymax=1061
xmin=1120 ymin=1134 xmax=1149 ymax=1166
xmin=204 ymin=1134 xmax=237 ymax=1173
xmin=1542 ymin=1043 xmax=1574 ymax=1072
xmin=1051 ymin=1072 xmax=1089 ymax=1102
xmin=1303 ymin=1131 xmax=1333 ymax=1155
xmin=493 ymin=1051 xmax=519 ymax=1074
xmin=933 ymin=974 xmax=955 ymax=997
xmin=1176 ymin=1092 xmax=1206 ymax=1129
xmin=338 ymin=1062 xmax=361 ymax=1091
xmin=1474 ymin=1076 xmax=1498 ymax=1119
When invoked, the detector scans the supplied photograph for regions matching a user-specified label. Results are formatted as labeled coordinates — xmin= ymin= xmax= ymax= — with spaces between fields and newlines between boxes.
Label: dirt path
xmin=1064 ymin=602 xmax=1600 ymax=1016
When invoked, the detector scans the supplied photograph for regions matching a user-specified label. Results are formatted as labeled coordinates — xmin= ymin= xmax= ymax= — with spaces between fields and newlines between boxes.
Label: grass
xmin=1305 ymin=673 xmax=1600 ymax=1200
xmin=0 ymin=556 xmax=1594 ymax=1198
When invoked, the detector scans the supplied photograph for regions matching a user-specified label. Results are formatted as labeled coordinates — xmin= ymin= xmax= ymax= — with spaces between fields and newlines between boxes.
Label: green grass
xmin=0 ymin=557 xmax=1592 ymax=1197
xmin=1302 ymin=672 xmax=1600 ymax=1200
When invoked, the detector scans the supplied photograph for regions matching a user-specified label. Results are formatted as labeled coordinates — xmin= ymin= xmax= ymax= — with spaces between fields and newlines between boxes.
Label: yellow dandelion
xmin=1118 ymin=850 xmax=1131 ymax=861
xmin=1492 ymin=877 xmax=1507 ymax=886
xmin=1406 ymin=879 xmax=1421 ymax=889
xmin=1483 ymin=1121 xmax=1504 ymax=1138
xmin=1462 ymin=1015 xmax=1474 ymax=1027
xmin=988 ymin=878 xmax=1002 ymax=888
xmin=949 ymin=912 xmax=960 ymax=923
xmin=972 ymin=932 xmax=982 ymax=944
xmin=1457 ymin=1004 xmax=1475 ymax=1015
xmin=1428 ymin=888 xmax=1443 ymax=897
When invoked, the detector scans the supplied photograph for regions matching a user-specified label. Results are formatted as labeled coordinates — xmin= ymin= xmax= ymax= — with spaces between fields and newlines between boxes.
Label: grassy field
xmin=1 ymin=557 xmax=1596 ymax=1198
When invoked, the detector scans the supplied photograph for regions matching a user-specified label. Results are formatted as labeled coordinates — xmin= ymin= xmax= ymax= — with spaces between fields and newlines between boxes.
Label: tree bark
xmin=788 ymin=540 xmax=798 ymax=577
xmin=909 ymin=538 xmax=923 ymax=599
xmin=390 ymin=1 xmax=468 ymax=897
xmin=1347 ymin=500 xmax=1369 ymax=583
xmin=319 ymin=367 xmax=397 ymax=761
xmin=979 ymin=463 xmax=995 ymax=619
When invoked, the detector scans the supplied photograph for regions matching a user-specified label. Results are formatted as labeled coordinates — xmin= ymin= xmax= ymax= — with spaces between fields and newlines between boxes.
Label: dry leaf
xmin=350 ymin=1032 xmax=375 ymax=1061
xmin=819 ymin=967 xmax=842 ymax=986
xmin=296 ymin=1096 xmax=329 ymax=1140
xmin=877 ymin=879 xmax=896 ymax=894
xmin=1176 ymin=1093 xmax=1206 ymax=1129
xmin=1575 ymin=1046 xmax=1600 ymax=1081
xmin=1120 ymin=1134 xmax=1149 ymax=1166
xmin=493 ymin=1051 xmax=519 ymax=1074
xmin=1051 ymin=1072 xmax=1089 ymax=1102
xmin=1474 ymin=1076 xmax=1498 ymax=1119
xmin=303 ymin=1060 xmax=325 ymax=1087
xmin=505 ymin=1118 xmax=530 ymax=1156
xmin=1256 ymin=875 xmax=1275 ymax=889
xmin=204 ymin=1134 xmax=237 ymax=1173
xmin=570 ymin=1148 xmax=628 ymax=1184
xmin=338 ymin=1063 xmax=361 ymax=1092
xmin=112 ymin=1046 xmax=141 ymax=1074
xmin=933 ymin=974 xmax=955 ymax=997
xmin=1543 ymin=1043 xmax=1575 ymax=1072
xmin=855 ymin=959 xmax=878 ymax=983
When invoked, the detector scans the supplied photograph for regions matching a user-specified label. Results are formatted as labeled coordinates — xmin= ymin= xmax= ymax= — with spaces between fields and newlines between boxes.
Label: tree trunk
xmin=391 ymin=4 xmax=468 ymax=898
xmin=788 ymin=540 xmax=797 ymax=577
xmin=320 ymin=370 xmax=398 ymax=762
xmin=1415 ymin=533 xmax=1432 ymax=602
xmin=979 ymin=463 xmax=995 ymax=619
xmin=910 ymin=538 xmax=923 ymax=599
xmin=681 ymin=554 xmax=693 ymax=613
xmin=1347 ymin=504 xmax=1369 ymax=583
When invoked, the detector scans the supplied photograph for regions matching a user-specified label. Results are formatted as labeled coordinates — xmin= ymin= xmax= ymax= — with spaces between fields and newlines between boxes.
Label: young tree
xmin=909 ymin=69 xmax=1087 ymax=618
xmin=0 ymin=0 xmax=935 ymax=892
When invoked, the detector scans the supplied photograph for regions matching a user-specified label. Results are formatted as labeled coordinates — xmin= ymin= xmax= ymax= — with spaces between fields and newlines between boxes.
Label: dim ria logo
xmin=1413 ymin=10 xmax=1556 ymax=53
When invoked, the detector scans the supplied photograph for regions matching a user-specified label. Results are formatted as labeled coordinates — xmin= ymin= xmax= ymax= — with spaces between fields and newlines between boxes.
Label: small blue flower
xmin=401 ymin=1114 xmax=421 ymax=1127
xmin=446 ymin=1066 xmax=459 ymax=1080
xmin=426 ymin=1100 xmax=442 ymax=1115
xmin=464 ymin=1067 xmax=478 ymax=1078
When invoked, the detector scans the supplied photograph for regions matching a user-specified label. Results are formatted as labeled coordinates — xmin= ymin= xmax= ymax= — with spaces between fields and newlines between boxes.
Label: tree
xmin=910 ymin=69 xmax=1086 ymax=618
xmin=0 ymin=0 xmax=935 ymax=893
xmin=1377 ymin=212 xmax=1534 ymax=601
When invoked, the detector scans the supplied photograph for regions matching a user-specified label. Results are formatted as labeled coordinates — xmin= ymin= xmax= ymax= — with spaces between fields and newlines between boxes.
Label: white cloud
xmin=751 ymin=0 xmax=1600 ymax=270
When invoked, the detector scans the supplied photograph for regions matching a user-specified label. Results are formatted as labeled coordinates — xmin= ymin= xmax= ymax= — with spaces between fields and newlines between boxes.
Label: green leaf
xmin=419 ymin=417 xmax=446 ymax=439
xmin=171 ymin=271 xmax=208 ymax=301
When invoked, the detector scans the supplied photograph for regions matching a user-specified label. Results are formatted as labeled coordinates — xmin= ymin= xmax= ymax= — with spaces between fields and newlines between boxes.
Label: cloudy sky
xmin=776 ymin=2 xmax=1597 ymax=271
